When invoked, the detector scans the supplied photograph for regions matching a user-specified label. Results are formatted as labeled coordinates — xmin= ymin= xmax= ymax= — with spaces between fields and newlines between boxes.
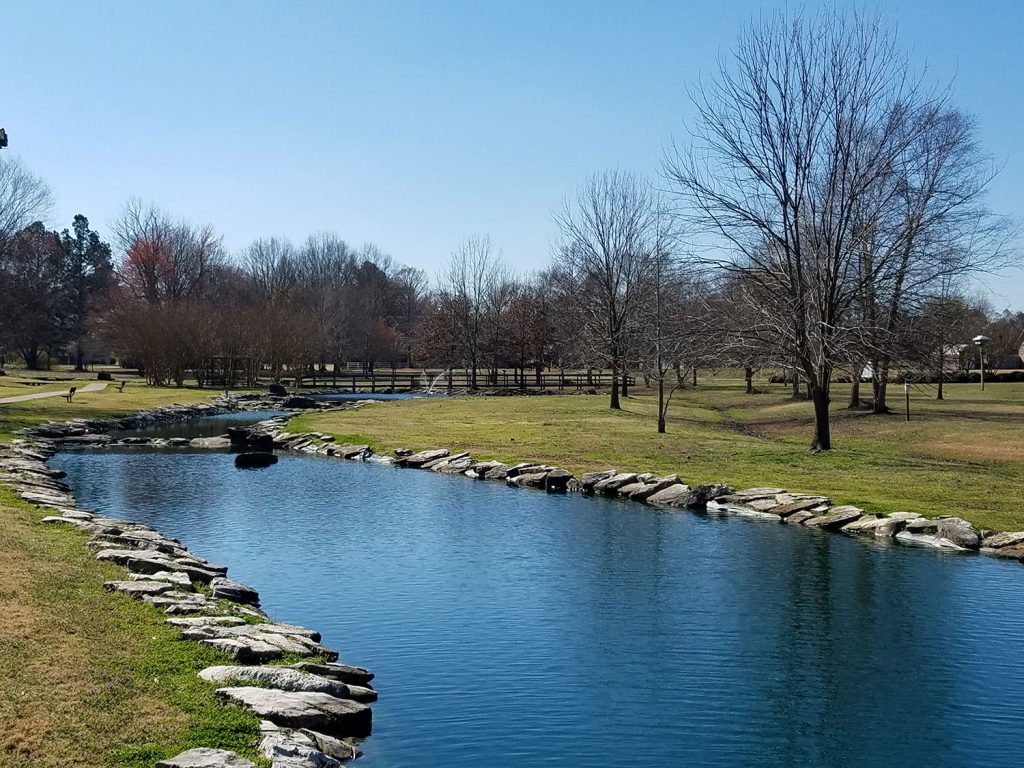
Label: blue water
xmin=54 ymin=449 xmax=1024 ymax=767
xmin=313 ymin=393 xmax=444 ymax=401
xmin=110 ymin=411 xmax=288 ymax=439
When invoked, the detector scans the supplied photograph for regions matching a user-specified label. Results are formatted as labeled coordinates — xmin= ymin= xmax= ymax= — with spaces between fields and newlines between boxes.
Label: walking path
xmin=0 ymin=381 xmax=108 ymax=404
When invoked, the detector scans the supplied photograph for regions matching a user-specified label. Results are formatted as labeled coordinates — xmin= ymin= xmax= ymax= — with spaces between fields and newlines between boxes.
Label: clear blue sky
xmin=4 ymin=0 xmax=1022 ymax=306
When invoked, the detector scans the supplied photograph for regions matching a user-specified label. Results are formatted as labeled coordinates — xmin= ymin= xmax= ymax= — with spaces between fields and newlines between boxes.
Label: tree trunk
xmin=936 ymin=342 xmax=944 ymax=400
xmin=657 ymin=376 xmax=666 ymax=433
xmin=609 ymin=361 xmax=621 ymax=410
xmin=873 ymin=362 xmax=891 ymax=414
xmin=621 ymin=370 xmax=629 ymax=398
xmin=791 ymin=366 xmax=801 ymax=399
xmin=692 ymin=367 xmax=698 ymax=388
xmin=810 ymin=385 xmax=832 ymax=450
xmin=849 ymin=366 xmax=861 ymax=409
xmin=744 ymin=366 xmax=754 ymax=394
xmin=74 ymin=342 xmax=85 ymax=373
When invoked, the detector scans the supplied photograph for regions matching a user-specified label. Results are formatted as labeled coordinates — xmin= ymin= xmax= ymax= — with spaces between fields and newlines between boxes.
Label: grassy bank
xmin=0 ymin=493 xmax=266 ymax=768
xmin=0 ymin=385 xmax=266 ymax=767
xmin=293 ymin=380 xmax=1024 ymax=532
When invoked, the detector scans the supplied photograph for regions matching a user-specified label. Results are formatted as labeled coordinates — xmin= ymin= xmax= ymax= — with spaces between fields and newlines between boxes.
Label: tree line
xmin=0 ymin=8 xmax=1018 ymax=450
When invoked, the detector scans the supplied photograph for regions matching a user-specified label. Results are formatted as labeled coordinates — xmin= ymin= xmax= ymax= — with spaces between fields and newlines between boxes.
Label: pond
xmin=53 ymin=446 xmax=1024 ymax=767
xmin=109 ymin=410 xmax=290 ymax=440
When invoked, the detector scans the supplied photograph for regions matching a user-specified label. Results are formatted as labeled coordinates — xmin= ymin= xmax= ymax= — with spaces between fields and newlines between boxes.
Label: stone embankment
xmin=227 ymin=413 xmax=1024 ymax=564
xmin=0 ymin=396 xmax=376 ymax=768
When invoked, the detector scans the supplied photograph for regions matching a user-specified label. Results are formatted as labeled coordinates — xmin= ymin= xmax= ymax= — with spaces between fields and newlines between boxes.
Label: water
xmin=312 ymin=393 xmax=439 ymax=402
xmin=53 ymin=448 xmax=1024 ymax=767
xmin=109 ymin=411 xmax=288 ymax=440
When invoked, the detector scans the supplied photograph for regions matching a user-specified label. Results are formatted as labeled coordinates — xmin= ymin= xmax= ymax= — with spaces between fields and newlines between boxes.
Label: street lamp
xmin=973 ymin=335 xmax=990 ymax=391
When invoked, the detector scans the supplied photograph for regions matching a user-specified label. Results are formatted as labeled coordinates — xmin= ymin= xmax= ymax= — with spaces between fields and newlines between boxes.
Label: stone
xmin=644 ymin=484 xmax=694 ymax=507
xmin=543 ymin=468 xmax=573 ymax=492
xmin=282 ymin=396 xmax=318 ymax=409
xmin=508 ymin=471 xmax=549 ymax=489
xmin=482 ymin=463 xmax=512 ymax=480
xmin=211 ymin=577 xmax=261 ymax=606
xmin=804 ymin=506 xmax=863 ymax=529
xmin=155 ymin=747 xmax=254 ymax=768
xmin=182 ymin=624 xmax=337 ymax=662
xmin=95 ymin=549 xmax=226 ymax=584
xmin=578 ymin=470 xmax=617 ymax=492
xmin=895 ymin=531 xmax=968 ymax=551
xmin=904 ymin=517 xmax=939 ymax=533
xmin=235 ymin=452 xmax=278 ymax=469
xmin=299 ymin=730 xmax=362 ymax=762
xmin=981 ymin=531 xmax=1024 ymax=549
xmin=627 ymin=475 xmax=682 ymax=501
xmin=990 ymin=545 xmax=1024 ymax=561
xmin=290 ymin=662 xmax=374 ymax=686
xmin=259 ymin=730 xmax=343 ymax=767
xmin=167 ymin=616 xmax=247 ymax=627
xmin=936 ymin=517 xmax=981 ymax=550
xmin=785 ymin=511 xmax=815 ymax=525
xmin=647 ymin=482 xmax=728 ymax=508
xmin=215 ymin=687 xmax=372 ymax=737
xmin=841 ymin=516 xmax=904 ymax=538
xmin=104 ymin=579 xmax=173 ymax=598
xmin=592 ymin=472 xmax=638 ymax=494
xmin=767 ymin=499 xmax=825 ymax=517
xmin=200 ymin=665 xmax=377 ymax=703
xmin=134 ymin=570 xmax=194 ymax=589
xmin=396 ymin=448 xmax=448 ymax=467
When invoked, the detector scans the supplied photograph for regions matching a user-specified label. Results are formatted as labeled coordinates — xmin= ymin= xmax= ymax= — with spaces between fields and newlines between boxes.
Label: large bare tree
xmin=664 ymin=8 xmax=993 ymax=449
xmin=0 ymin=155 xmax=52 ymax=252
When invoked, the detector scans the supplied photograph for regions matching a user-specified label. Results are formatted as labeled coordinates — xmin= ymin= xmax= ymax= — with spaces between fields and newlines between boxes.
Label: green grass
xmin=0 ymin=383 xmax=243 ymax=440
xmin=294 ymin=379 xmax=1024 ymax=532
xmin=0 ymin=487 xmax=270 ymax=768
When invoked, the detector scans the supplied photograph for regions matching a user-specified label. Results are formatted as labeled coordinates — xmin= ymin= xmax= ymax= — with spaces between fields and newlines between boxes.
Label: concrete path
xmin=0 ymin=381 xmax=108 ymax=404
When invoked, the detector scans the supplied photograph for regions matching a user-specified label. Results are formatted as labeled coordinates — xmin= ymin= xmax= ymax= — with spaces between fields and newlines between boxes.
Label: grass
xmin=293 ymin=378 xmax=1024 ymax=532
xmin=0 ymin=488 xmax=269 ymax=768
xmin=0 ymin=382 xmax=233 ymax=440
xmin=0 ymin=382 xmax=271 ymax=767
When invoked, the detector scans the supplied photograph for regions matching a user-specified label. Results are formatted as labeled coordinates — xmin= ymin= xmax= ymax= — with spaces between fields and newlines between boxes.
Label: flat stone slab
xmin=645 ymin=484 xmax=694 ymax=507
xmin=182 ymin=624 xmax=337 ymax=662
xmin=804 ymin=506 xmax=863 ymax=529
xmin=981 ymin=531 xmax=1024 ymax=549
xmin=936 ymin=517 xmax=980 ymax=550
xmin=216 ymin=686 xmax=372 ymax=737
xmin=290 ymin=661 xmax=375 ymax=686
xmin=593 ymin=472 xmax=638 ymax=493
xmin=211 ymin=576 xmax=260 ymax=606
xmin=155 ymin=747 xmax=254 ymax=768
xmin=895 ymin=531 xmax=968 ymax=551
xmin=167 ymin=616 xmax=247 ymax=628
xmin=200 ymin=665 xmax=375 ymax=702
xmin=104 ymin=579 xmax=174 ymax=598
xmin=397 ymin=448 xmax=448 ymax=467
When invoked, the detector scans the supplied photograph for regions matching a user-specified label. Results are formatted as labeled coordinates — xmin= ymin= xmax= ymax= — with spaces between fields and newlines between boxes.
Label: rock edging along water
xmin=0 ymin=397 xmax=377 ymax=768
xmin=222 ymin=414 xmax=1024 ymax=565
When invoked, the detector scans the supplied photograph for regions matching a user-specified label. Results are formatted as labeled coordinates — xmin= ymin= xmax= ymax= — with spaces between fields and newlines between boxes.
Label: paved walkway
xmin=0 ymin=381 xmax=108 ymax=404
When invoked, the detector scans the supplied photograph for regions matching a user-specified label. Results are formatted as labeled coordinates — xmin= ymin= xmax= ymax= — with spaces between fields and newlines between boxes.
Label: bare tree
xmin=443 ymin=235 xmax=506 ymax=388
xmin=111 ymin=199 xmax=223 ymax=304
xmin=665 ymin=8 xmax=980 ymax=449
xmin=0 ymin=155 xmax=53 ymax=251
xmin=554 ymin=170 xmax=658 ymax=409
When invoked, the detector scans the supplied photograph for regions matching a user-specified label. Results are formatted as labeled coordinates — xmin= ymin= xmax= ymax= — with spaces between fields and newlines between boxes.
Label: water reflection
xmin=54 ymin=450 xmax=1024 ymax=767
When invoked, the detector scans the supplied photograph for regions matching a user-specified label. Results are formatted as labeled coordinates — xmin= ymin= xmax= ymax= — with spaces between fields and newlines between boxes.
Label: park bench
xmin=117 ymin=380 xmax=127 ymax=393
xmin=63 ymin=386 xmax=77 ymax=403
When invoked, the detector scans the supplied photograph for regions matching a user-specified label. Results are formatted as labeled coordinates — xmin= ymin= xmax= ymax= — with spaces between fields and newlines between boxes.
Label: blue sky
xmin=3 ymin=1 xmax=1022 ymax=305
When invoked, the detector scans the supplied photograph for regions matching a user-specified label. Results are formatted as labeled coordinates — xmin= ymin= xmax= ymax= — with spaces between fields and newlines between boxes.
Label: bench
xmin=117 ymin=380 xmax=127 ymax=393
xmin=63 ymin=386 xmax=77 ymax=403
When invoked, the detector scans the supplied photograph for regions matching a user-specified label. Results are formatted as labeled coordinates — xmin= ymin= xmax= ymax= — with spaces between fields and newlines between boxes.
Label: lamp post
xmin=973 ymin=335 xmax=990 ymax=391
